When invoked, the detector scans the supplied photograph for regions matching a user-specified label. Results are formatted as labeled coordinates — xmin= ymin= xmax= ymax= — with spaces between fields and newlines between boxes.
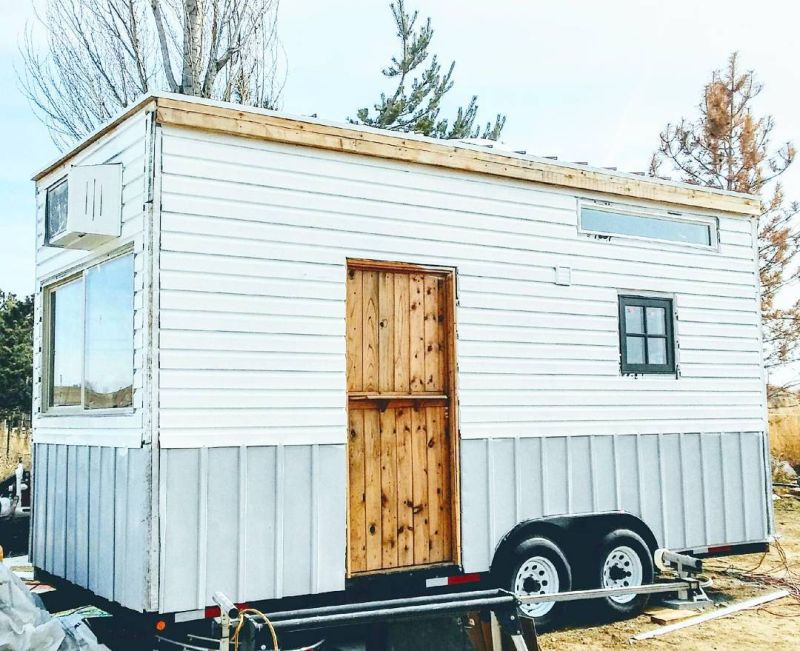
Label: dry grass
xmin=769 ymin=401 xmax=800 ymax=468
xmin=0 ymin=427 xmax=31 ymax=479
xmin=770 ymin=413 xmax=800 ymax=468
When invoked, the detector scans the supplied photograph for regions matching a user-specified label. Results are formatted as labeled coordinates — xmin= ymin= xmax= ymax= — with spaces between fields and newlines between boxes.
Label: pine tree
xmin=651 ymin=53 xmax=799 ymax=379
xmin=351 ymin=0 xmax=506 ymax=140
xmin=0 ymin=292 xmax=34 ymax=421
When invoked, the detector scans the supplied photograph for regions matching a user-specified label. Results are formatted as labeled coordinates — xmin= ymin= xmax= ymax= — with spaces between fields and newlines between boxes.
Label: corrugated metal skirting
xmin=460 ymin=431 xmax=771 ymax=573
xmin=30 ymin=443 xmax=152 ymax=611
xmin=32 ymin=434 xmax=770 ymax=614
xmin=159 ymin=444 xmax=346 ymax=613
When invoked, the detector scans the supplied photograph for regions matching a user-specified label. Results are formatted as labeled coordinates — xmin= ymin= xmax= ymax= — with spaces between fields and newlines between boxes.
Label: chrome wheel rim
xmin=514 ymin=555 xmax=560 ymax=618
xmin=602 ymin=545 xmax=642 ymax=604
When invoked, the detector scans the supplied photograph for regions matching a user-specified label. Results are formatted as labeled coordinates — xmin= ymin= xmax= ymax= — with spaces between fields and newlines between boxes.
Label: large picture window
xmin=618 ymin=295 xmax=675 ymax=375
xmin=47 ymin=253 xmax=134 ymax=411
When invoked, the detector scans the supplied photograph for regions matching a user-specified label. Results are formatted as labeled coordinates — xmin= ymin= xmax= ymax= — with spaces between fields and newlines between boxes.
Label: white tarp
xmin=0 ymin=563 xmax=110 ymax=650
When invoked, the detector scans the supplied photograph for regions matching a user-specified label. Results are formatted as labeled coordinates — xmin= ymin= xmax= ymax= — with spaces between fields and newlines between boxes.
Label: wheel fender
xmin=490 ymin=512 xmax=659 ymax=583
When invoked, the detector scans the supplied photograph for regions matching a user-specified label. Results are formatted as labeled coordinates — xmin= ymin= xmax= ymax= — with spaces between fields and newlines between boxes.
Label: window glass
xmin=582 ymin=207 xmax=712 ymax=246
xmin=50 ymin=279 xmax=83 ymax=406
xmin=626 ymin=337 xmax=645 ymax=365
xmin=45 ymin=180 xmax=69 ymax=243
xmin=46 ymin=253 xmax=134 ymax=411
xmin=647 ymin=338 xmax=667 ymax=365
xmin=624 ymin=305 xmax=644 ymax=334
xmin=646 ymin=307 xmax=666 ymax=335
xmin=84 ymin=255 xmax=134 ymax=409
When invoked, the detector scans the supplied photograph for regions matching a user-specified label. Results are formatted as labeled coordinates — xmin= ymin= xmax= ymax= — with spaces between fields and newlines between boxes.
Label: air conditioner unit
xmin=45 ymin=164 xmax=123 ymax=249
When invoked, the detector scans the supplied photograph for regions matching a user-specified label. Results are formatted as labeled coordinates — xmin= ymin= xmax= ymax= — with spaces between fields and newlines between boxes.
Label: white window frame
xmin=42 ymin=248 xmax=135 ymax=416
xmin=578 ymin=199 xmax=720 ymax=251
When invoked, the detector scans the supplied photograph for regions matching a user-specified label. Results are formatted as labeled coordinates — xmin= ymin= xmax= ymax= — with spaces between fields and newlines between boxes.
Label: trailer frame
xmin=152 ymin=574 xmax=711 ymax=651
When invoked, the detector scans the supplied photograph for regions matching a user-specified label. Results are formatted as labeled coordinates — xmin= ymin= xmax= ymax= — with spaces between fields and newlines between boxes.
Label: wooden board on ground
xmin=645 ymin=607 xmax=708 ymax=625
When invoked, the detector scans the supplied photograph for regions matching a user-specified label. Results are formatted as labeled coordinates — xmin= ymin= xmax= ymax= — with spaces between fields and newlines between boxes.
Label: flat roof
xmin=33 ymin=93 xmax=761 ymax=217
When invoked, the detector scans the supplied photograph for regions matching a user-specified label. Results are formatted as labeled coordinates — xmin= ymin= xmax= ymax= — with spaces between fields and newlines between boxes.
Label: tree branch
xmin=150 ymin=0 xmax=179 ymax=92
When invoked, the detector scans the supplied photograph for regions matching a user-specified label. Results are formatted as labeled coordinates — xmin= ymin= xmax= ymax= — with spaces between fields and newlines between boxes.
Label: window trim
xmin=618 ymin=295 xmax=676 ymax=375
xmin=42 ymin=249 xmax=135 ymax=416
xmin=579 ymin=200 xmax=719 ymax=251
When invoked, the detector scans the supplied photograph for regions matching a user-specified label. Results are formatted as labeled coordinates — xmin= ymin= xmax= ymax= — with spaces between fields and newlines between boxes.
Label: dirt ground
xmin=539 ymin=494 xmax=800 ymax=650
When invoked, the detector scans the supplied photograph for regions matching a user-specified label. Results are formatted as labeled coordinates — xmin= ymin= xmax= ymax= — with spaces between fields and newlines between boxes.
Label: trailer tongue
xmin=154 ymin=551 xmax=710 ymax=651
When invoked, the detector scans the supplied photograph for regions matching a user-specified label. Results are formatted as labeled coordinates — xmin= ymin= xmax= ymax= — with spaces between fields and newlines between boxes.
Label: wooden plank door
xmin=346 ymin=260 xmax=459 ymax=575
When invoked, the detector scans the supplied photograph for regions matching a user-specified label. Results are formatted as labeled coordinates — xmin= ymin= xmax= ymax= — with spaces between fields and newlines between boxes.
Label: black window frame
xmin=618 ymin=295 xmax=675 ymax=375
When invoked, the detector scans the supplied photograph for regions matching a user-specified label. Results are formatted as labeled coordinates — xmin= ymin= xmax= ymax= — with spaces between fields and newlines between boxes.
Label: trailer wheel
xmin=594 ymin=529 xmax=654 ymax=617
xmin=507 ymin=537 xmax=572 ymax=630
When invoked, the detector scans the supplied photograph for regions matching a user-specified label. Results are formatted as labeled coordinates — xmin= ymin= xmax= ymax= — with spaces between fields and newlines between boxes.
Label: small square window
xmin=619 ymin=296 xmax=675 ymax=374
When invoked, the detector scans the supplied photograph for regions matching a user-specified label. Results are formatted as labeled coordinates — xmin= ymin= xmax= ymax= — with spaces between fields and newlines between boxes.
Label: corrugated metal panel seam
xmin=31 ymin=444 xmax=151 ymax=611
xmin=460 ymin=431 xmax=770 ymax=574
xmin=158 ymin=444 xmax=346 ymax=613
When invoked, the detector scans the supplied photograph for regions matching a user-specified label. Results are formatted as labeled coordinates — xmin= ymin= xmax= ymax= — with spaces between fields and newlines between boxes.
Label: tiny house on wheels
xmin=30 ymin=94 xmax=773 ymax=631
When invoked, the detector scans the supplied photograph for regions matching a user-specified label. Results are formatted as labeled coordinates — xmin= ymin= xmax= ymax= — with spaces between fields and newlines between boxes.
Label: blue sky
xmin=2 ymin=0 xmax=799 ymax=298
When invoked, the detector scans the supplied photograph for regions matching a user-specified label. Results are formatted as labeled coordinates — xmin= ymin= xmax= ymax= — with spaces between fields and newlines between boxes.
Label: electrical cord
xmin=705 ymin=538 xmax=800 ymax=602
xmin=231 ymin=607 xmax=279 ymax=651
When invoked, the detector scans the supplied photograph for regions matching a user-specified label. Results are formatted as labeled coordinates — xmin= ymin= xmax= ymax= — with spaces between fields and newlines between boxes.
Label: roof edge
xmin=31 ymin=96 xmax=157 ymax=182
xmin=32 ymin=93 xmax=761 ymax=217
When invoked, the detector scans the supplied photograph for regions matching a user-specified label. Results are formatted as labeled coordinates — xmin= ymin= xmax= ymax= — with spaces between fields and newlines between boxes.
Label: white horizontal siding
xmin=157 ymin=212 xmax=755 ymax=289
xmin=33 ymin=111 xmax=150 ymax=448
xmin=160 ymin=132 xmax=754 ymax=261
xmin=158 ymin=126 xmax=764 ymax=447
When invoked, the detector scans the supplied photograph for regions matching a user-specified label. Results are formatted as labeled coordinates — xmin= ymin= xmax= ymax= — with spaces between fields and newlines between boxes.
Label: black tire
xmin=594 ymin=528 xmax=654 ymax=618
xmin=505 ymin=536 xmax=572 ymax=632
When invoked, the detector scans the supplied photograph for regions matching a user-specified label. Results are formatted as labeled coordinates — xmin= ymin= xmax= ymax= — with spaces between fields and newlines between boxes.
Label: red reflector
xmin=448 ymin=573 xmax=481 ymax=586
xmin=204 ymin=603 xmax=250 ymax=619
xmin=155 ymin=620 xmax=167 ymax=631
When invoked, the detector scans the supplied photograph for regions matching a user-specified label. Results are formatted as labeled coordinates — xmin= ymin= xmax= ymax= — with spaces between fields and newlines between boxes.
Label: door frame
xmin=345 ymin=257 xmax=462 ymax=576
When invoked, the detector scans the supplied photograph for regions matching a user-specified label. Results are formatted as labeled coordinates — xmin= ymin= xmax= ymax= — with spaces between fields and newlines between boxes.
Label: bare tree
xmin=19 ymin=0 xmax=284 ymax=149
